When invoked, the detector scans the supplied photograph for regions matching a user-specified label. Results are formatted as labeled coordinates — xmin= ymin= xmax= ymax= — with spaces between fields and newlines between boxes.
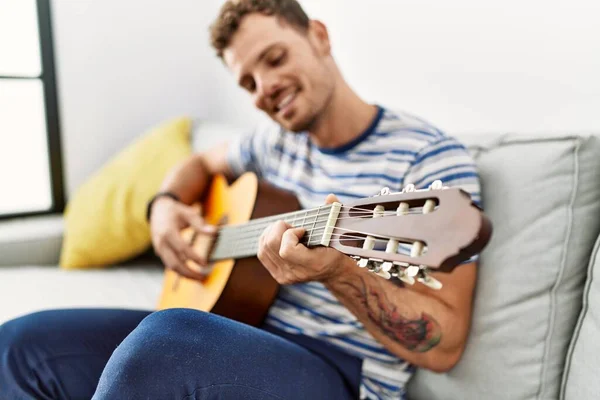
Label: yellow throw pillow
xmin=60 ymin=117 xmax=192 ymax=269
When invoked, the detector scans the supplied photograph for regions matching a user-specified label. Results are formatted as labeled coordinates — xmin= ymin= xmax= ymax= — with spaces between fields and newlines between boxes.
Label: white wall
xmin=50 ymin=0 xmax=259 ymax=196
xmin=299 ymin=0 xmax=600 ymax=135
xmin=51 ymin=0 xmax=600 ymax=196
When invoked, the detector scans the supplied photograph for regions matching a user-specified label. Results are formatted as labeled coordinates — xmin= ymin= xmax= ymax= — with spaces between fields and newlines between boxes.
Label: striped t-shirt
xmin=226 ymin=105 xmax=481 ymax=400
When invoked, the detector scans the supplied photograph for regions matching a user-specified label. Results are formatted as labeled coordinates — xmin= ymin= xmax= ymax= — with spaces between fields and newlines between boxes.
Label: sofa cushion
xmin=561 ymin=233 xmax=600 ymax=400
xmin=407 ymin=133 xmax=600 ymax=400
xmin=59 ymin=117 xmax=192 ymax=269
xmin=0 ymin=256 xmax=164 ymax=325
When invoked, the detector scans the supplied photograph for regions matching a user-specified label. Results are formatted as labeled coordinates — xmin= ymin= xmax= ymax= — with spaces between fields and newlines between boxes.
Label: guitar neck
xmin=209 ymin=204 xmax=338 ymax=261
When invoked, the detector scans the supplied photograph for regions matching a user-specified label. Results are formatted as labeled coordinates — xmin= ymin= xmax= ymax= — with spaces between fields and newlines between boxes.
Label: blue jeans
xmin=0 ymin=308 xmax=362 ymax=399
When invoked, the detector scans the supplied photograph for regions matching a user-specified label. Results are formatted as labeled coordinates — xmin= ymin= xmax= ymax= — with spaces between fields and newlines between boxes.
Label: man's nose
xmin=255 ymin=75 xmax=282 ymax=109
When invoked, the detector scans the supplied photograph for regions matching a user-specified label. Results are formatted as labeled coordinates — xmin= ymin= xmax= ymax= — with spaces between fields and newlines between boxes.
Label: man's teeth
xmin=277 ymin=93 xmax=295 ymax=112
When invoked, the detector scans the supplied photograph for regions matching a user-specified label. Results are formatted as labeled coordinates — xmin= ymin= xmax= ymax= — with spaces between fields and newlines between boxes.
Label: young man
xmin=0 ymin=1 xmax=481 ymax=399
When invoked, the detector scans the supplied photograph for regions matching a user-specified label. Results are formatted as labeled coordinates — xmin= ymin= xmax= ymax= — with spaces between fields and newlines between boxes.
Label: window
xmin=0 ymin=0 xmax=63 ymax=219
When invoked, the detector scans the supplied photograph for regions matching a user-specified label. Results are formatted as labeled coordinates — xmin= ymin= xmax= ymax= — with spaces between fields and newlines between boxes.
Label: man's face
xmin=223 ymin=13 xmax=334 ymax=132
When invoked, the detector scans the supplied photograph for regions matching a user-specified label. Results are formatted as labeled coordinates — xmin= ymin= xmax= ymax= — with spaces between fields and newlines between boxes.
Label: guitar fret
xmin=307 ymin=206 xmax=321 ymax=247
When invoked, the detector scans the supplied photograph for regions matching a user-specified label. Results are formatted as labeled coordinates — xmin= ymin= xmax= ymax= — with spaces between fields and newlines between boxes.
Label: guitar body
xmin=157 ymin=172 xmax=301 ymax=326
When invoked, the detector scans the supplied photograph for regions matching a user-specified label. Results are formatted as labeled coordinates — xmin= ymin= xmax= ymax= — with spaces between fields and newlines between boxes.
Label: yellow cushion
xmin=59 ymin=117 xmax=192 ymax=269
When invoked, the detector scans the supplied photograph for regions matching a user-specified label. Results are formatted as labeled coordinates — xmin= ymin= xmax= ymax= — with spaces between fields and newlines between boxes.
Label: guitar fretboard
xmin=209 ymin=204 xmax=335 ymax=261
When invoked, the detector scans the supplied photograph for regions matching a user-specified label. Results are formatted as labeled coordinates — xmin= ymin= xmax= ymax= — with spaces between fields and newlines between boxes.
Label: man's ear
xmin=308 ymin=20 xmax=331 ymax=56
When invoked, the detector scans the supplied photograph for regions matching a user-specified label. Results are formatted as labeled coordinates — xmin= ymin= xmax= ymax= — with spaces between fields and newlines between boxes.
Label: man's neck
xmin=307 ymin=81 xmax=378 ymax=150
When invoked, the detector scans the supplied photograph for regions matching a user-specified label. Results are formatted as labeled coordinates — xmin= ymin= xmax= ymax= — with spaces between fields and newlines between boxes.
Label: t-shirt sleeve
xmin=226 ymin=120 xmax=279 ymax=179
xmin=403 ymin=136 xmax=482 ymax=265
xmin=403 ymin=136 xmax=481 ymax=205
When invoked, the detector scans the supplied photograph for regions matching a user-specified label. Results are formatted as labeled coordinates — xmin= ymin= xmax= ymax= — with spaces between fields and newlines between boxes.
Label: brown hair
xmin=210 ymin=0 xmax=310 ymax=58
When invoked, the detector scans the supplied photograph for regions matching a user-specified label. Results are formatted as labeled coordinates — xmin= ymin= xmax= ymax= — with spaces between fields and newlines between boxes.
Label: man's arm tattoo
xmin=342 ymin=276 xmax=442 ymax=352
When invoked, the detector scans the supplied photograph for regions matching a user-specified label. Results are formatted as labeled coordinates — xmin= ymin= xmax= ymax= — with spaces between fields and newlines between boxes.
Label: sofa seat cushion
xmin=561 ymin=233 xmax=600 ymax=399
xmin=0 ymin=261 xmax=164 ymax=325
xmin=407 ymin=133 xmax=600 ymax=400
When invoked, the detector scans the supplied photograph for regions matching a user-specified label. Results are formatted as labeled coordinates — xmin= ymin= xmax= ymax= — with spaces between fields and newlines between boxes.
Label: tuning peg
xmin=429 ymin=180 xmax=443 ymax=190
xmin=355 ymin=258 xmax=393 ymax=280
xmin=381 ymin=261 xmax=393 ymax=272
xmin=368 ymin=260 xmax=391 ymax=280
xmin=374 ymin=187 xmax=393 ymax=197
xmin=428 ymin=179 xmax=449 ymax=190
xmin=402 ymin=184 xmax=416 ymax=193
xmin=417 ymin=270 xmax=443 ymax=290
xmin=356 ymin=258 xmax=369 ymax=268
xmin=405 ymin=265 xmax=420 ymax=277
xmin=374 ymin=270 xmax=392 ymax=280
xmin=395 ymin=269 xmax=416 ymax=285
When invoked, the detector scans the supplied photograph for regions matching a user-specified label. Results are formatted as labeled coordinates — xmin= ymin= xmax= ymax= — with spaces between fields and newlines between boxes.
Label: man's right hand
xmin=149 ymin=197 xmax=216 ymax=280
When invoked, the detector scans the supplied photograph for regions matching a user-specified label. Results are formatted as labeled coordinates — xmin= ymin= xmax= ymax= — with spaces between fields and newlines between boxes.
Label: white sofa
xmin=1 ymin=128 xmax=599 ymax=400
xmin=0 ymin=215 xmax=163 ymax=322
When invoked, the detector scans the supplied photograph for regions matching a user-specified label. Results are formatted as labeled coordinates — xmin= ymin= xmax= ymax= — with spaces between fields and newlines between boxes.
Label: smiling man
xmin=0 ymin=1 xmax=481 ymax=399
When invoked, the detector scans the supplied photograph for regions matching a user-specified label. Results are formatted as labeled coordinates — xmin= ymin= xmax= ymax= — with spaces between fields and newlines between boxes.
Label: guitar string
xmin=211 ymin=226 xmax=423 ymax=259
xmin=214 ymin=230 xmax=406 ymax=250
xmin=201 ymin=200 xmax=442 ymax=259
xmin=210 ymin=237 xmax=423 ymax=261
xmin=218 ymin=207 xmax=429 ymax=236
xmin=215 ymin=208 xmax=432 ymax=245
xmin=212 ymin=235 xmax=414 ymax=257
xmin=218 ymin=203 xmax=435 ymax=231
xmin=218 ymin=206 xmax=432 ymax=237
xmin=218 ymin=206 xmax=428 ymax=230
xmin=213 ymin=216 xmax=430 ymax=256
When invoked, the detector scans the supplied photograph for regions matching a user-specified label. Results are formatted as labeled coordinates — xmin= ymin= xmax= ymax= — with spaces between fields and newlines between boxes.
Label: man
xmin=0 ymin=1 xmax=481 ymax=399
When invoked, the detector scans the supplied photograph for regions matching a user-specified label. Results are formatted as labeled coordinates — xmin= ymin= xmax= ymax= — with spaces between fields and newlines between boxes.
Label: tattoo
xmin=342 ymin=276 xmax=442 ymax=352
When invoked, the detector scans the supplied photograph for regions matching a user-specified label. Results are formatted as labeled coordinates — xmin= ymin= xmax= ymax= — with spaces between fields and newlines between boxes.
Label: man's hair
xmin=210 ymin=0 xmax=310 ymax=58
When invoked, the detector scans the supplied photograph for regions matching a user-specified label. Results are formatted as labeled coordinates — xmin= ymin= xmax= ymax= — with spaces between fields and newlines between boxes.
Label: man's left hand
xmin=257 ymin=194 xmax=347 ymax=285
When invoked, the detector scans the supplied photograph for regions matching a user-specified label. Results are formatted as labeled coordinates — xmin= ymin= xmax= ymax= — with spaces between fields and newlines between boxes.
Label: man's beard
xmin=286 ymin=111 xmax=318 ymax=133
xmin=285 ymin=94 xmax=333 ymax=133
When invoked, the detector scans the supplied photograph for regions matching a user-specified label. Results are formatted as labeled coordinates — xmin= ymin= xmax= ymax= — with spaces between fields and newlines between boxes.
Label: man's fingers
xmin=261 ymin=220 xmax=289 ymax=253
xmin=325 ymin=193 xmax=340 ymax=205
xmin=284 ymin=227 xmax=306 ymax=243
xmin=161 ymin=247 xmax=208 ymax=281
xmin=185 ymin=211 xmax=217 ymax=236
xmin=257 ymin=236 xmax=285 ymax=281
xmin=279 ymin=227 xmax=309 ymax=262
xmin=170 ymin=235 xmax=209 ymax=267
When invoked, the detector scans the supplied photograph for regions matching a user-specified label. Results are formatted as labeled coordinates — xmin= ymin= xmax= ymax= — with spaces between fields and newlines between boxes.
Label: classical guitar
xmin=157 ymin=172 xmax=492 ymax=326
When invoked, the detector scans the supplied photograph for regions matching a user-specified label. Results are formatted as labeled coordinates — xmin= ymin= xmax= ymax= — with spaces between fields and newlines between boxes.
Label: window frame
xmin=0 ymin=0 xmax=64 ymax=220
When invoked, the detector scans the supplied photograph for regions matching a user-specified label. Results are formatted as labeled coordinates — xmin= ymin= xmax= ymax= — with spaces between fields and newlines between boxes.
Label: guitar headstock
xmin=330 ymin=180 xmax=492 ymax=289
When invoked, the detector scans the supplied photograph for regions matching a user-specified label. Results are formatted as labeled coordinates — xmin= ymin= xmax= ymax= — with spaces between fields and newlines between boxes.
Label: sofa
xmin=1 ymin=125 xmax=599 ymax=400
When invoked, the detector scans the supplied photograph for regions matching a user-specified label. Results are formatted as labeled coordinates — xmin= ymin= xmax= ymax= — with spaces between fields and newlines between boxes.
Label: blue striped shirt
xmin=227 ymin=105 xmax=481 ymax=399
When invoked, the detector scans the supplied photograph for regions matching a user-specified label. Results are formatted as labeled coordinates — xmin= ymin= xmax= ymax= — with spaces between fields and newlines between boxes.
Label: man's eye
xmin=269 ymin=52 xmax=285 ymax=67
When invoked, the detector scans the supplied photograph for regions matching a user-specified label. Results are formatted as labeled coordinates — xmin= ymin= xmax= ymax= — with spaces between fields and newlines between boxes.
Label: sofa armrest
xmin=0 ymin=214 xmax=64 ymax=266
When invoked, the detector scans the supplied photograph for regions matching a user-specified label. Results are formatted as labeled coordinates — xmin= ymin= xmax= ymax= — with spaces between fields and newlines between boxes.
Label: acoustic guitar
xmin=157 ymin=172 xmax=492 ymax=326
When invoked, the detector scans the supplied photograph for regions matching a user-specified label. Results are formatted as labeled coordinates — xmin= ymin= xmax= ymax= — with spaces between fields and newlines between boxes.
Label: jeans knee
xmin=0 ymin=312 xmax=48 ymax=386
xmin=137 ymin=308 xmax=225 ymax=340
xmin=0 ymin=319 xmax=21 ymax=375
xmin=142 ymin=308 xmax=212 ymax=327
xmin=94 ymin=309 xmax=214 ymax=397
xmin=97 ymin=310 xmax=207 ymax=371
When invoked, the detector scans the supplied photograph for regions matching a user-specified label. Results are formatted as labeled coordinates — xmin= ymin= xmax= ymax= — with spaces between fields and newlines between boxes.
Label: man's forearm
xmin=159 ymin=154 xmax=213 ymax=205
xmin=323 ymin=257 xmax=470 ymax=372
